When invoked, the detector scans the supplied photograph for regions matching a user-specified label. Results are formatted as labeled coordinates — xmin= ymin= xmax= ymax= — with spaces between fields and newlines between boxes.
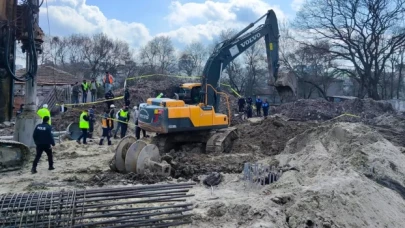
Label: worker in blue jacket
xmin=262 ymin=99 xmax=270 ymax=117
xmin=31 ymin=116 xmax=55 ymax=174
xmin=255 ymin=96 xmax=263 ymax=116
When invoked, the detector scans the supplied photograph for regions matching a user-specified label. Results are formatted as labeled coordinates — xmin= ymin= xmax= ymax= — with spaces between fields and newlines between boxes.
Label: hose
xmin=3 ymin=0 xmax=38 ymax=82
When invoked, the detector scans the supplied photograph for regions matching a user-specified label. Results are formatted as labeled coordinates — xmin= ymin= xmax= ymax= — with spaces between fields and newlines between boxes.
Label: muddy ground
xmin=2 ymin=77 xmax=405 ymax=227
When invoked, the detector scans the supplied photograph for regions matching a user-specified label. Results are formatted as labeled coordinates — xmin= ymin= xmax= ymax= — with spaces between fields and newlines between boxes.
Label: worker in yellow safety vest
xmin=76 ymin=110 xmax=90 ymax=144
xmin=37 ymin=104 xmax=51 ymax=125
xmin=114 ymin=106 xmax=130 ymax=139
xmin=81 ymin=79 xmax=90 ymax=103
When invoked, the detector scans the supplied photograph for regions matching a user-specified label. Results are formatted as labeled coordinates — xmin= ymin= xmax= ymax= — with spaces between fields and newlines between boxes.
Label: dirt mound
xmin=272 ymin=98 xmax=395 ymax=121
xmin=271 ymin=122 xmax=405 ymax=227
xmin=232 ymin=116 xmax=317 ymax=156
xmin=366 ymin=113 xmax=405 ymax=147
xmin=163 ymin=144 xmax=257 ymax=180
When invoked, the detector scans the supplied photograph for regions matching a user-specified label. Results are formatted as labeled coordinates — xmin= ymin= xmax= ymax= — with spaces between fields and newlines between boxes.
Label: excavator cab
xmin=175 ymin=83 xmax=201 ymax=104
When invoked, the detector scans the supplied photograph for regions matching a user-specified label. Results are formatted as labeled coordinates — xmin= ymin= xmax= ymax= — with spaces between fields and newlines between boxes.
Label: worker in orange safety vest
xmin=103 ymin=72 xmax=114 ymax=92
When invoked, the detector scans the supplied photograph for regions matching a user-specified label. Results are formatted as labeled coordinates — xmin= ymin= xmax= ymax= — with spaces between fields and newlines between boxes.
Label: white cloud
xmin=161 ymin=0 xmax=287 ymax=44
xmin=39 ymin=0 xmax=151 ymax=48
xmin=291 ymin=0 xmax=305 ymax=11
xmin=35 ymin=0 xmax=288 ymax=52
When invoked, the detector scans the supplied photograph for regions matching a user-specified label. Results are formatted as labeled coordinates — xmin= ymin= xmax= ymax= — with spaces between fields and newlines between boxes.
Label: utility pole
xmin=13 ymin=0 xmax=44 ymax=147
xmin=0 ymin=0 xmax=16 ymax=123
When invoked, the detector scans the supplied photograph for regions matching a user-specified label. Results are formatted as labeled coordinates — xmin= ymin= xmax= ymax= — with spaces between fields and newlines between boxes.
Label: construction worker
xmin=133 ymin=105 xmax=148 ymax=139
xmin=105 ymin=90 xmax=115 ymax=109
xmin=247 ymin=97 xmax=253 ymax=105
xmin=88 ymin=106 xmax=95 ymax=138
xmin=99 ymin=108 xmax=112 ymax=145
xmin=238 ymin=97 xmax=245 ymax=112
xmin=37 ymin=104 xmax=51 ymax=125
xmin=246 ymin=103 xmax=253 ymax=118
xmin=115 ymin=106 xmax=130 ymax=138
xmin=81 ymin=79 xmax=90 ymax=103
xmin=103 ymin=71 xmax=114 ymax=92
xmin=77 ymin=110 xmax=90 ymax=144
xmin=72 ymin=82 xmax=80 ymax=105
xmin=90 ymin=78 xmax=98 ymax=102
xmin=124 ymin=88 xmax=130 ymax=106
xmin=255 ymin=95 xmax=262 ymax=117
xmin=31 ymin=116 xmax=55 ymax=174
xmin=109 ymin=104 xmax=115 ymax=136
xmin=262 ymin=99 xmax=270 ymax=117
xmin=114 ymin=106 xmax=123 ymax=139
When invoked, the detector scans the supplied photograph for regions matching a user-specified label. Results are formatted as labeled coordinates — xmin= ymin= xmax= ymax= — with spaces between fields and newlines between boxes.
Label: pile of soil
xmin=272 ymin=98 xmax=395 ymax=121
xmin=271 ymin=122 xmax=405 ymax=227
xmin=232 ymin=116 xmax=317 ymax=156
xmin=163 ymin=144 xmax=257 ymax=180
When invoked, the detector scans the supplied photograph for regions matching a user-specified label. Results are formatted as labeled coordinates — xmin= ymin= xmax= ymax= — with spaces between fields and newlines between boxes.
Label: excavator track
xmin=0 ymin=140 xmax=30 ymax=172
xmin=150 ymin=127 xmax=239 ymax=154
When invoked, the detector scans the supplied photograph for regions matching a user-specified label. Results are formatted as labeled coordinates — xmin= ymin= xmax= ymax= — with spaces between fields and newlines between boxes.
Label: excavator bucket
xmin=273 ymin=71 xmax=298 ymax=103
xmin=0 ymin=140 xmax=30 ymax=172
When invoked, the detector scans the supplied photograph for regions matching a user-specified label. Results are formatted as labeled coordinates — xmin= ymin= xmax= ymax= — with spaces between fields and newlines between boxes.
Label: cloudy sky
xmin=37 ymin=0 xmax=304 ymax=49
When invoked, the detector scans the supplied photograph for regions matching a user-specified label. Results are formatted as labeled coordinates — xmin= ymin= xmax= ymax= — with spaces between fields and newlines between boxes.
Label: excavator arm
xmin=200 ymin=9 xmax=297 ymax=111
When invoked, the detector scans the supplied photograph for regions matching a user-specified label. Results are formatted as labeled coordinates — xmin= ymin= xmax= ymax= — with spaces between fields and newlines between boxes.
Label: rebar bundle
xmin=243 ymin=162 xmax=282 ymax=187
xmin=0 ymin=183 xmax=196 ymax=227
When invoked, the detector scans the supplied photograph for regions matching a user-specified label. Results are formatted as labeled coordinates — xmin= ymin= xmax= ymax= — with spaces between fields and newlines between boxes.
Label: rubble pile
xmin=232 ymin=116 xmax=317 ymax=156
xmin=272 ymin=98 xmax=395 ymax=121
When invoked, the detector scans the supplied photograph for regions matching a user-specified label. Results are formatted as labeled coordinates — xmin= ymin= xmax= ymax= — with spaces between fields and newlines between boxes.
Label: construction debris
xmin=0 ymin=183 xmax=195 ymax=227
xmin=272 ymin=98 xmax=395 ymax=121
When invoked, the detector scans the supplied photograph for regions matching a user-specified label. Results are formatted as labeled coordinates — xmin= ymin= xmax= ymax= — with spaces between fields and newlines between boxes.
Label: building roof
xmin=15 ymin=65 xmax=82 ymax=85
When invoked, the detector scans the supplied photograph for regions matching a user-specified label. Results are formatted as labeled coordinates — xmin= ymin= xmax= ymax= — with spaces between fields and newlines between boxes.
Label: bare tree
xmin=294 ymin=0 xmax=405 ymax=100
xmin=244 ymin=43 xmax=267 ymax=96
xmin=178 ymin=41 xmax=207 ymax=76
xmin=178 ymin=53 xmax=195 ymax=76
xmin=139 ymin=36 xmax=176 ymax=74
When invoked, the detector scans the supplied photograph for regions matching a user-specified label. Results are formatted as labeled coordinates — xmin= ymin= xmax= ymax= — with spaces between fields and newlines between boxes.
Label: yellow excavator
xmin=136 ymin=9 xmax=297 ymax=154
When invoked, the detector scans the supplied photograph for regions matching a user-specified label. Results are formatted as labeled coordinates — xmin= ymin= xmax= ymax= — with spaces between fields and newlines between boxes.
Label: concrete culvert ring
xmin=114 ymin=136 xmax=137 ymax=173
xmin=124 ymin=140 xmax=148 ymax=173
xmin=66 ymin=122 xmax=81 ymax=140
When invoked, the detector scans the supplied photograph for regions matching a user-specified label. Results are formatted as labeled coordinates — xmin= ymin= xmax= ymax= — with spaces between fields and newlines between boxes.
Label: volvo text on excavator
xmin=131 ymin=10 xmax=297 ymax=156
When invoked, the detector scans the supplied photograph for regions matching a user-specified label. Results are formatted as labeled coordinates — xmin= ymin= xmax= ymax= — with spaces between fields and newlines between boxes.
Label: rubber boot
xmin=99 ymin=139 xmax=104 ymax=145
xmin=49 ymin=167 xmax=55 ymax=170
xmin=108 ymin=140 xmax=112 ymax=145
xmin=31 ymin=168 xmax=37 ymax=174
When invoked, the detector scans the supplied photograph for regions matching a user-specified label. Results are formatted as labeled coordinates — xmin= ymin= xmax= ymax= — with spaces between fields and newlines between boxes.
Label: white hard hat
xmin=110 ymin=104 xmax=115 ymax=108
xmin=133 ymin=106 xmax=138 ymax=110
xmin=43 ymin=104 xmax=48 ymax=108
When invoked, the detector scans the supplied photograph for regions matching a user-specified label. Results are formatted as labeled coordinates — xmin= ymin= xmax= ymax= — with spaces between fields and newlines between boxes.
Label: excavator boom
xmin=201 ymin=9 xmax=296 ymax=110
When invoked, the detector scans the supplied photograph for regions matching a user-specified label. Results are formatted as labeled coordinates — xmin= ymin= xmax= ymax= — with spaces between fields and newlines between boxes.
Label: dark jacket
xmin=124 ymin=90 xmax=130 ymax=106
xmin=105 ymin=91 xmax=115 ymax=100
xmin=247 ymin=97 xmax=253 ymax=105
xmin=88 ymin=108 xmax=95 ymax=121
xmin=262 ymin=102 xmax=269 ymax=109
xmin=255 ymin=98 xmax=262 ymax=106
xmin=33 ymin=123 xmax=55 ymax=146
xmin=238 ymin=98 xmax=246 ymax=106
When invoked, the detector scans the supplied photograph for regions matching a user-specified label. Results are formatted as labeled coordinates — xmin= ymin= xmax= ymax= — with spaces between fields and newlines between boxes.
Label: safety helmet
xmin=43 ymin=104 xmax=48 ymax=108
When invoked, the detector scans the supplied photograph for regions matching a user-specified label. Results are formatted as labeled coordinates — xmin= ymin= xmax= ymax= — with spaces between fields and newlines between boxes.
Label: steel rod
xmin=0 ymin=190 xmax=191 ymax=212
xmin=0 ymin=184 xmax=195 ymax=227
